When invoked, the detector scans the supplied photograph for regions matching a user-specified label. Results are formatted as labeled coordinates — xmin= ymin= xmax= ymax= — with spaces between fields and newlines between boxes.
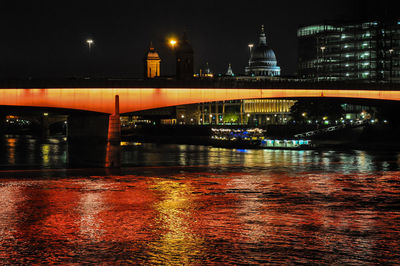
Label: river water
xmin=1 ymin=135 xmax=400 ymax=264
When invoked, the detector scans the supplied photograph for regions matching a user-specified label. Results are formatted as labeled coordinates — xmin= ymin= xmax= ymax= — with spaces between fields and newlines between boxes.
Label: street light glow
xmin=169 ymin=39 xmax=177 ymax=48
xmin=248 ymin=44 xmax=254 ymax=53
xmin=86 ymin=39 xmax=94 ymax=52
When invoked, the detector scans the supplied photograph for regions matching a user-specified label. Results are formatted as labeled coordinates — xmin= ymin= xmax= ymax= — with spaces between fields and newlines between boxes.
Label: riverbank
xmin=122 ymin=124 xmax=400 ymax=150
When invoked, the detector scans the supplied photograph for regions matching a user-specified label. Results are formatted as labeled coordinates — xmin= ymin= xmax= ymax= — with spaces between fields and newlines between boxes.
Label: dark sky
xmin=0 ymin=0 xmax=395 ymax=78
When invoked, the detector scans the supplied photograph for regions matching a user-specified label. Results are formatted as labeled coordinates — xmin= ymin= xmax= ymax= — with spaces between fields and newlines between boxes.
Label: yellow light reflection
xmin=42 ymin=144 xmax=50 ymax=166
xmin=148 ymin=179 xmax=204 ymax=264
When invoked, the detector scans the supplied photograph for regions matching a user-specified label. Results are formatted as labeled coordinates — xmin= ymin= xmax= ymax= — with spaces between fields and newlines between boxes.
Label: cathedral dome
xmin=245 ymin=25 xmax=280 ymax=77
xmin=251 ymin=46 xmax=277 ymax=65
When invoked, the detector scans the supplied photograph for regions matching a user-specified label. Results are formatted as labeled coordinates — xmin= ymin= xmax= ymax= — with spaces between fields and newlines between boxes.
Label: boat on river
xmin=210 ymin=127 xmax=312 ymax=149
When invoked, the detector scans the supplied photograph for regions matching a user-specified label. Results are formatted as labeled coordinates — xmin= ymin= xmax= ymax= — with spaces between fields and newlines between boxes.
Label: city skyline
xmin=0 ymin=0 xmax=396 ymax=78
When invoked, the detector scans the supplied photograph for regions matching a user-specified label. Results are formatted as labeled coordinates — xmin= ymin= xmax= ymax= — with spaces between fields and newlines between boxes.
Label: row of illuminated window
xmin=301 ymin=70 xmax=400 ymax=79
xmin=320 ymin=47 xmax=399 ymax=55
xmin=316 ymin=30 xmax=400 ymax=41
xmin=297 ymin=25 xmax=339 ymax=37
xmin=298 ymin=60 xmax=399 ymax=69
xmin=298 ymin=22 xmax=400 ymax=36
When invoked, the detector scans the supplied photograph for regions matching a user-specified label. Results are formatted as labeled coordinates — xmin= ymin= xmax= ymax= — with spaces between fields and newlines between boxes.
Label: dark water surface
xmin=1 ymin=135 xmax=400 ymax=264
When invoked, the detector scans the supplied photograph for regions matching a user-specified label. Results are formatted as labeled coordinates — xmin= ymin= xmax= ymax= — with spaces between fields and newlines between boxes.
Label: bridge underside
xmin=1 ymin=88 xmax=400 ymax=114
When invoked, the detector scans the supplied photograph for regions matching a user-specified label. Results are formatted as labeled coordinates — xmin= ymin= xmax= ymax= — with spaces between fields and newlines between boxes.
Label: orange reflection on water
xmin=0 ymin=170 xmax=400 ymax=264
xmin=6 ymin=138 xmax=16 ymax=165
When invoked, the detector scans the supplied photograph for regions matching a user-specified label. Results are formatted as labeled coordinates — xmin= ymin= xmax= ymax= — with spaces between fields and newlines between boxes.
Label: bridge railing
xmin=0 ymin=77 xmax=399 ymax=90
xmin=294 ymin=120 xmax=367 ymax=138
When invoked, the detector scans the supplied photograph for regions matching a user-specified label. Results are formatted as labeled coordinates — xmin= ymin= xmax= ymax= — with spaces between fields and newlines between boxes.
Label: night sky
xmin=0 ymin=0 xmax=395 ymax=78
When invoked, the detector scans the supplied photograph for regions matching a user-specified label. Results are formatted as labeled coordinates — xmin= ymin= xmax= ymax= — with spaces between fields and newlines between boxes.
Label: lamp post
xmin=248 ymin=44 xmax=254 ymax=63
xmin=389 ymin=48 xmax=394 ymax=83
xmin=248 ymin=43 xmax=254 ymax=53
xmin=320 ymin=46 xmax=326 ymax=81
xmin=86 ymin=39 xmax=94 ymax=53
xmin=168 ymin=38 xmax=178 ymax=78
xmin=169 ymin=39 xmax=177 ymax=49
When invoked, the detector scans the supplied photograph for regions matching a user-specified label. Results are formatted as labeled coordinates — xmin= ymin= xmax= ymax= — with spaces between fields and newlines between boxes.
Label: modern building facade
xmin=297 ymin=19 xmax=400 ymax=83
xmin=144 ymin=42 xmax=161 ymax=79
xmin=174 ymin=99 xmax=296 ymax=126
xmin=245 ymin=25 xmax=281 ymax=77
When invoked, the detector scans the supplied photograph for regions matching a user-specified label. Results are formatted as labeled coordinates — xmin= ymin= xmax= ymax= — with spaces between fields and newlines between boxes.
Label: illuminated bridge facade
xmin=1 ymin=80 xmax=400 ymax=114
xmin=1 ymin=79 xmax=399 ymax=167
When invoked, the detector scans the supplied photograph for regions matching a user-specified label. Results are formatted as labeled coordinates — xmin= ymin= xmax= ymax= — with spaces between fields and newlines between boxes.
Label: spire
xmin=259 ymin=24 xmax=267 ymax=45
xmin=149 ymin=41 xmax=154 ymax=51
xmin=205 ymin=62 xmax=211 ymax=74
xmin=226 ymin=63 xmax=234 ymax=76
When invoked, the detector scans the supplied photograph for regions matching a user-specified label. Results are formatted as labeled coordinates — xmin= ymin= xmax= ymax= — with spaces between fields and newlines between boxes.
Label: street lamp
xmin=320 ymin=46 xmax=326 ymax=81
xmin=86 ymin=39 xmax=94 ymax=53
xmin=389 ymin=48 xmax=394 ymax=83
xmin=248 ymin=43 xmax=254 ymax=53
xmin=169 ymin=39 xmax=177 ymax=49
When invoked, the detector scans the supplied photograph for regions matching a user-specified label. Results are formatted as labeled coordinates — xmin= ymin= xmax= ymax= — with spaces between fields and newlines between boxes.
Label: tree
xmin=290 ymin=99 xmax=345 ymax=123
xmin=222 ymin=113 xmax=239 ymax=123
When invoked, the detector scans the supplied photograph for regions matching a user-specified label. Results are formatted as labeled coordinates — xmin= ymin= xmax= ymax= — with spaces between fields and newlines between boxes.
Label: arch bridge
xmin=1 ymin=79 xmax=399 ymax=167
xmin=1 ymin=79 xmax=400 ymax=114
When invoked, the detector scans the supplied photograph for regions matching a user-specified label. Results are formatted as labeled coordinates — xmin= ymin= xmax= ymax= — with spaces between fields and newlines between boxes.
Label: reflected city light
xmin=6 ymin=138 xmax=16 ymax=165
xmin=148 ymin=179 xmax=204 ymax=264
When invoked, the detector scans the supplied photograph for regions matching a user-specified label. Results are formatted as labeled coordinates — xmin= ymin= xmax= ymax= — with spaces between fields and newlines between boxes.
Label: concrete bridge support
xmin=67 ymin=95 xmax=121 ymax=168
xmin=105 ymin=95 xmax=121 ymax=168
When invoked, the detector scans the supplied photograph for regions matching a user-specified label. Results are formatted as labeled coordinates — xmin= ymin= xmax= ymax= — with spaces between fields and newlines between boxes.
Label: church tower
xmin=176 ymin=32 xmax=194 ymax=80
xmin=144 ymin=42 xmax=161 ymax=78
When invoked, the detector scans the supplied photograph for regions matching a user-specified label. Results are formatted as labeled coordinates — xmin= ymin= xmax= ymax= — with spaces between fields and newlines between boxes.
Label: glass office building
xmin=297 ymin=19 xmax=400 ymax=83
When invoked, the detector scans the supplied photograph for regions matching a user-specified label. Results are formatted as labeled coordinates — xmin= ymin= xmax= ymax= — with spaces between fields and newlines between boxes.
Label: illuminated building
xmin=225 ymin=64 xmax=234 ymax=76
xmin=144 ymin=42 xmax=161 ymax=79
xmin=177 ymin=99 xmax=296 ymax=126
xmin=245 ymin=25 xmax=281 ymax=77
xmin=198 ymin=62 xmax=214 ymax=78
xmin=176 ymin=33 xmax=194 ymax=80
xmin=297 ymin=19 xmax=400 ymax=83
